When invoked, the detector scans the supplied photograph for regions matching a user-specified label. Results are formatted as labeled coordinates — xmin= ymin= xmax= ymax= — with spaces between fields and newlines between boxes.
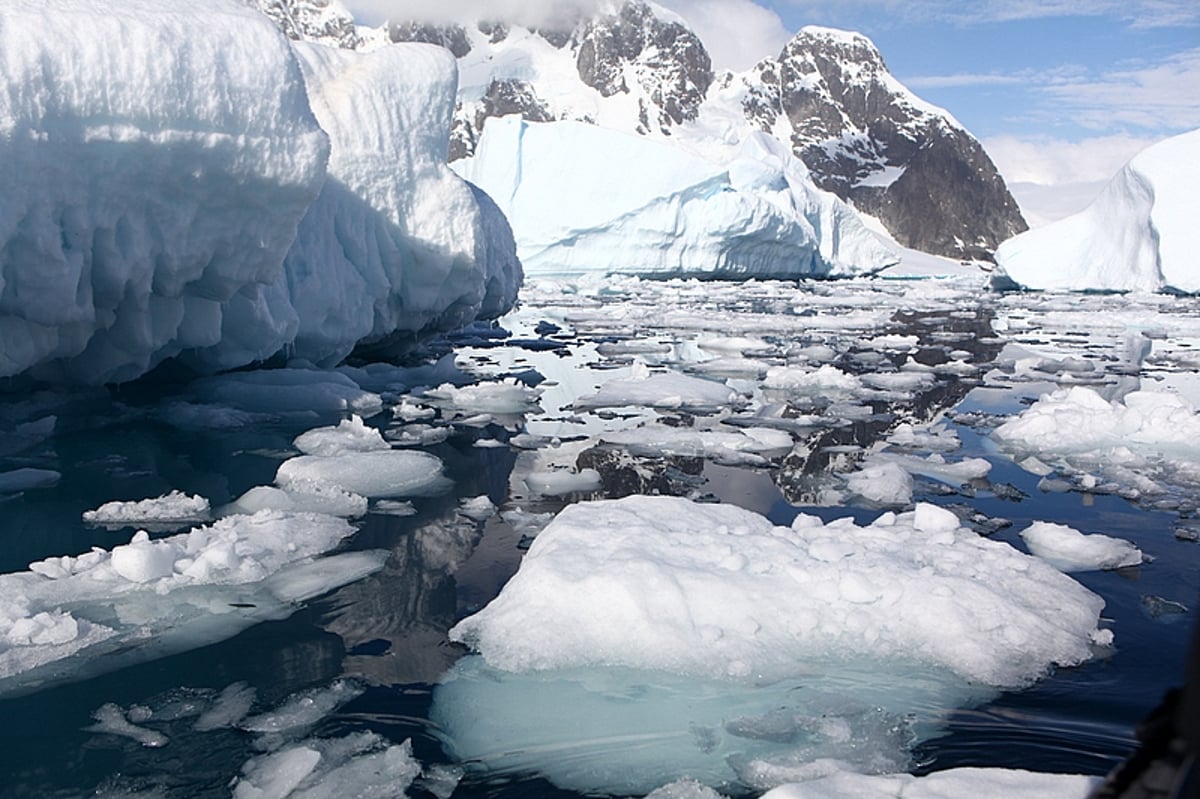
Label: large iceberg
xmin=453 ymin=117 xmax=898 ymax=278
xmin=994 ymin=128 xmax=1200 ymax=293
xmin=0 ymin=0 xmax=520 ymax=384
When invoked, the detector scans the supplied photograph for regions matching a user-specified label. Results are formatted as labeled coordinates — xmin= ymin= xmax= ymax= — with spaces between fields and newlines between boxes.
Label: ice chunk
xmin=1020 ymin=522 xmax=1143 ymax=572
xmin=577 ymin=367 xmax=742 ymax=412
xmin=222 ymin=483 xmax=369 ymax=518
xmin=764 ymin=365 xmax=862 ymax=394
xmin=83 ymin=491 xmax=210 ymax=527
xmin=995 ymin=129 xmax=1200 ymax=293
xmin=234 ymin=733 xmax=421 ymax=799
xmin=194 ymin=682 xmax=257 ymax=732
xmin=523 ymin=469 xmax=603 ymax=497
xmin=0 ymin=511 xmax=381 ymax=695
xmin=85 ymin=703 xmax=169 ymax=748
xmin=458 ymin=495 xmax=497 ymax=522
xmin=759 ymin=766 xmax=1098 ymax=798
xmin=240 ymin=679 xmax=363 ymax=736
xmin=450 ymin=496 xmax=1106 ymax=687
xmin=422 ymin=379 xmax=543 ymax=415
xmin=845 ymin=460 xmax=913 ymax=505
xmin=600 ymin=425 xmax=793 ymax=466
xmin=292 ymin=416 xmax=390 ymax=457
xmin=275 ymin=450 xmax=451 ymax=499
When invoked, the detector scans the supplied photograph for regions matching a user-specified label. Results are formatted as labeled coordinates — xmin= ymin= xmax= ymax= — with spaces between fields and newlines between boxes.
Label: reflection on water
xmin=0 ymin=277 xmax=1197 ymax=796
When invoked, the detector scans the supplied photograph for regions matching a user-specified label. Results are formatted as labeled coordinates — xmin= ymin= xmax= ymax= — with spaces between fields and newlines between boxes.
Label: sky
xmin=344 ymin=0 xmax=1200 ymax=221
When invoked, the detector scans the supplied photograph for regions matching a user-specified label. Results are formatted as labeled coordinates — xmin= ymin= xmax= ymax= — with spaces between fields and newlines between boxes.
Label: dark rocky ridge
xmin=249 ymin=0 xmax=361 ymax=49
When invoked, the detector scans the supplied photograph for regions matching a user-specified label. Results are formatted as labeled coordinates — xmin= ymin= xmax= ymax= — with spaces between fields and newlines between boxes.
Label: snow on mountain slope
xmin=0 ymin=0 xmax=520 ymax=383
xmin=994 ymin=128 xmax=1200 ymax=293
xmin=454 ymin=118 xmax=898 ymax=278
xmin=376 ymin=2 xmax=1024 ymax=262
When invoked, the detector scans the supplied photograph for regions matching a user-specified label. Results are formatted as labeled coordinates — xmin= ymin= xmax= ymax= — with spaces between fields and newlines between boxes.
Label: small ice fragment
xmin=86 ymin=703 xmax=168 ymax=748
xmin=1020 ymin=522 xmax=1142 ymax=572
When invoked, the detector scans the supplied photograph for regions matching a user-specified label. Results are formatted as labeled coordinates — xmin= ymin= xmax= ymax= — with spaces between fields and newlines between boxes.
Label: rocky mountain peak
xmin=247 ymin=0 xmax=360 ymax=50
xmin=574 ymin=1 xmax=713 ymax=130
xmin=753 ymin=25 xmax=1027 ymax=259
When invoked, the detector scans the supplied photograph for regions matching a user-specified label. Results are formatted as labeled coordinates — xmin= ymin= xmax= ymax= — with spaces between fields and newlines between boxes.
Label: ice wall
xmin=994 ymin=128 xmax=1200 ymax=293
xmin=0 ymin=0 xmax=521 ymax=384
xmin=454 ymin=118 xmax=898 ymax=279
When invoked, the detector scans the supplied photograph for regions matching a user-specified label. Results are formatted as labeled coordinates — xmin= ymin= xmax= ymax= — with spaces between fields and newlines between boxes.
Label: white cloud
xmin=342 ymin=0 xmax=605 ymax=28
xmin=1041 ymin=48 xmax=1200 ymax=131
xmin=655 ymin=0 xmax=793 ymax=70
xmin=782 ymin=0 xmax=1200 ymax=27
xmin=983 ymin=133 xmax=1158 ymax=185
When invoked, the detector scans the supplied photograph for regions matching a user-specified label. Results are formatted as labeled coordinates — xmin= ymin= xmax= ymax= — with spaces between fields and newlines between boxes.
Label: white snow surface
xmin=994 ymin=128 xmax=1200 ymax=293
xmin=454 ymin=118 xmax=897 ymax=278
xmin=0 ymin=0 xmax=520 ymax=384
xmin=450 ymin=496 xmax=1106 ymax=687
xmin=1019 ymin=522 xmax=1143 ymax=572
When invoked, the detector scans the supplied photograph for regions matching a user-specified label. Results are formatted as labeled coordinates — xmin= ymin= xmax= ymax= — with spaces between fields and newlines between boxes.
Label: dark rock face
xmin=250 ymin=0 xmax=360 ymax=49
xmin=767 ymin=28 xmax=1026 ymax=259
xmin=574 ymin=1 xmax=713 ymax=131
xmin=449 ymin=79 xmax=556 ymax=161
xmin=386 ymin=21 xmax=472 ymax=58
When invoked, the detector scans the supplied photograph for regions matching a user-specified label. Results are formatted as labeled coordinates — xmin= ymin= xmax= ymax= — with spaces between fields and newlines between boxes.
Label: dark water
xmin=0 ymin=279 xmax=1197 ymax=797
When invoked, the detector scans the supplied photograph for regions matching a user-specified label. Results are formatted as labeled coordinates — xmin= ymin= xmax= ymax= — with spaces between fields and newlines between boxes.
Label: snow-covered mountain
xmin=0 ymin=0 xmax=520 ymax=384
xmin=376 ymin=2 xmax=1026 ymax=261
xmin=994 ymin=128 xmax=1200 ymax=293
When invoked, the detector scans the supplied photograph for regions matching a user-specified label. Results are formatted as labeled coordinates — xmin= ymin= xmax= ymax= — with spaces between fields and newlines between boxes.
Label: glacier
xmin=0 ymin=0 xmax=520 ymax=384
xmin=453 ymin=117 xmax=899 ymax=278
xmin=994 ymin=128 xmax=1200 ymax=293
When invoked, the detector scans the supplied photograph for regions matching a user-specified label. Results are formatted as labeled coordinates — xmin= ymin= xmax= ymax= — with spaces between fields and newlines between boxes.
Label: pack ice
xmin=0 ymin=0 xmax=520 ymax=384
xmin=434 ymin=496 xmax=1108 ymax=793
xmin=994 ymin=128 xmax=1200 ymax=293
xmin=453 ymin=117 xmax=898 ymax=278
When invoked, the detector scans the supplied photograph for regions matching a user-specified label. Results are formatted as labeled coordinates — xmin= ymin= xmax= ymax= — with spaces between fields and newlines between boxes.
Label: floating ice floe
xmin=991 ymin=385 xmax=1200 ymax=499
xmin=292 ymin=416 xmax=390 ymax=457
xmin=844 ymin=460 xmax=913 ymax=505
xmin=421 ymin=379 xmax=543 ymax=415
xmin=522 ymin=469 xmax=603 ymax=497
xmin=758 ymin=766 xmax=1099 ymax=799
xmin=600 ymin=425 xmax=793 ymax=466
xmin=1020 ymin=522 xmax=1143 ymax=572
xmin=83 ymin=491 xmax=211 ymax=529
xmin=1 ymin=511 xmax=385 ymax=695
xmin=576 ymin=364 xmax=742 ymax=412
xmin=434 ymin=496 xmax=1108 ymax=793
xmin=275 ymin=450 xmax=452 ymax=500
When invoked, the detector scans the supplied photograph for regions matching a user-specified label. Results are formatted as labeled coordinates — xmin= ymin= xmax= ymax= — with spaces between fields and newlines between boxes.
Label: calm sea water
xmin=0 ymin=278 xmax=1196 ymax=797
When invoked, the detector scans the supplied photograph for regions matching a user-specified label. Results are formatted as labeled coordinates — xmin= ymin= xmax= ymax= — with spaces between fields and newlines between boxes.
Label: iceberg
xmin=453 ymin=117 xmax=898 ymax=278
xmin=0 ymin=0 xmax=521 ymax=384
xmin=434 ymin=496 xmax=1109 ymax=793
xmin=994 ymin=128 xmax=1200 ymax=293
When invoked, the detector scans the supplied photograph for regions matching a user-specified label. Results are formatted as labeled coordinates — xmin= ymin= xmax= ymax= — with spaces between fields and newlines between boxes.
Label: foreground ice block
xmin=0 ymin=0 xmax=328 ymax=383
xmin=0 ymin=0 xmax=521 ymax=383
xmin=435 ymin=496 xmax=1108 ymax=793
xmin=994 ymin=128 xmax=1200 ymax=293
xmin=454 ymin=118 xmax=897 ymax=278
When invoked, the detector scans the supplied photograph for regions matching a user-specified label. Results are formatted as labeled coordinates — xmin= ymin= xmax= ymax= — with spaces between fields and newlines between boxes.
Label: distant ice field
xmin=0 ymin=275 xmax=1196 ymax=797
